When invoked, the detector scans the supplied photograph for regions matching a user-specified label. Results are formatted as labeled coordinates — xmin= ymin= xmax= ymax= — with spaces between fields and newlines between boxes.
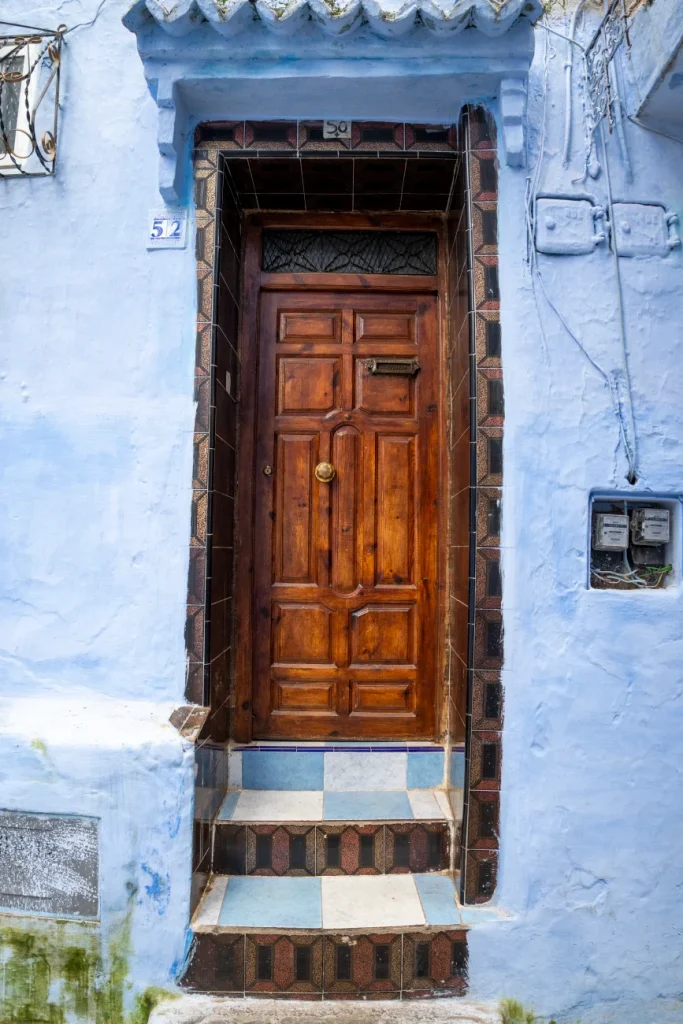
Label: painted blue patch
xmin=323 ymin=791 xmax=413 ymax=820
xmin=407 ymin=750 xmax=444 ymax=788
xmin=218 ymin=876 xmax=322 ymax=929
xmin=141 ymin=863 xmax=170 ymax=916
xmin=414 ymin=874 xmax=461 ymax=926
xmin=450 ymin=749 xmax=466 ymax=788
xmin=242 ymin=750 xmax=324 ymax=790
xmin=217 ymin=791 xmax=240 ymax=820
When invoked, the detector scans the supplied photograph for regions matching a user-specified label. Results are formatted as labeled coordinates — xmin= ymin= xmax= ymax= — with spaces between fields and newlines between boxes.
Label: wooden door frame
xmin=232 ymin=211 xmax=450 ymax=742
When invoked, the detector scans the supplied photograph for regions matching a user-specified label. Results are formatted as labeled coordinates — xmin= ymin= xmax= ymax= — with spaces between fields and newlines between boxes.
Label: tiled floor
xmin=217 ymin=789 xmax=452 ymax=823
xmin=194 ymin=872 xmax=463 ymax=930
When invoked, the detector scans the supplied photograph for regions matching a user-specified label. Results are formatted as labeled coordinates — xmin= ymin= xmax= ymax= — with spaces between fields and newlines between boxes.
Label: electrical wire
xmin=598 ymin=121 xmax=639 ymax=483
xmin=562 ymin=0 xmax=591 ymax=167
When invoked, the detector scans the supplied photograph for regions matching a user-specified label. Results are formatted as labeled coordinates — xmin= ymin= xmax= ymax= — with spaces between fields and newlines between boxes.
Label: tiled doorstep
xmin=217 ymin=789 xmax=452 ymax=822
xmin=230 ymin=748 xmax=451 ymax=791
xmin=194 ymin=873 xmax=471 ymax=931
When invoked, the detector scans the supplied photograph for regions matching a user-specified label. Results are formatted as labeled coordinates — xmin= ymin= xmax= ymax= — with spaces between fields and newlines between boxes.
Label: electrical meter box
xmin=631 ymin=508 xmax=670 ymax=545
xmin=589 ymin=495 xmax=678 ymax=590
xmin=593 ymin=514 xmax=629 ymax=551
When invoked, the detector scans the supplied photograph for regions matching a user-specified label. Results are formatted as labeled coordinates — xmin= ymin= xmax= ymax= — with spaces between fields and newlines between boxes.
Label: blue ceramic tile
xmin=415 ymin=874 xmax=461 ymax=926
xmin=407 ymin=751 xmax=444 ymax=789
xmin=242 ymin=750 xmax=324 ymax=790
xmin=217 ymin=791 xmax=240 ymax=821
xmin=323 ymin=791 xmax=413 ymax=820
xmin=450 ymin=750 xmax=466 ymax=789
xmin=218 ymin=877 xmax=322 ymax=929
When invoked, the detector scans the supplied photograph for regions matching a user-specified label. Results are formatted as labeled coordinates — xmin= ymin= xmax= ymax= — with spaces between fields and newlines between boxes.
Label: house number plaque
xmin=323 ymin=121 xmax=351 ymax=140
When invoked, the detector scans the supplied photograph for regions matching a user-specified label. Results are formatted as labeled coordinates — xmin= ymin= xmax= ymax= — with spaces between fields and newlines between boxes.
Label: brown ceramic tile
xmin=476 ymin=368 xmax=503 ymax=429
xmin=195 ymin=323 xmax=212 ymax=379
xmin=405 ymin=124 xmax=459 ymax=152
xmin=471 ymin=201 xmax=498 ymax=255
xmin=385 ymin=823 xmax=449 ymax=873
xmin=476 ymin=487 xmax=502 ymax=546
xmin=192 ymin=432 xmax=210 ymax=490
xmin=469 ymin=150 xmax=498 ymax=200
xmin=468 ymin=107 xmax=496 ymax=152
xmin=467 ymin=791 xmax=499 ymax=850
xmin=298 ymin=121 xmax=352 ymax=151
xmin=187 ymin=547 xmax=207 ymax=606
xmin=322 ymin=934 xmax=401 ymax=996
xmin=469 ymin=730 xmax=502 ymax=792
xmin=402 ymin=931 xmax=468 ymax=995
xmin=193 ymin=375 xmax=210 ymax=433
xmin=471 ymin=671 xmax=503 ymax=731
xmin=185 ymin=605 xmax=205 ymax=662
xmin=464 ymin=849 xmax=498 ymax=904
xmin=244 ymin=122 xmax=297 ymax=150
xmin=185 ymin=662 xmax=205 ymax=705
xmin=213 ymin=823 xmax=246 ymax=874
xmin=475 ymin=548 xmax=501 ymax=610
xmin=197 ymin=266 xmax=215 ymax=323
xmin=245 ymin=934 xmax=323 ymax=994
xmin=194 ymin=167 xmax=219 ymax=215
xmin=316 ymin=825 xmax=384 ymax=875
xmin=473 ymin=610 xmax=503 ymax=670
xmin=476 ymin=427 xmax=503 ymax=487
xmin=351 ymin=122 xmax=404 ymax=151
xmin=180 ymin=933 xmax=244 ymax=992
xmin=473 ymin=255 xmax=500 ymax=310
xmin=475 ymin=311 xmax=502 ymax=368
xmin=246 ymin=824 xmax=315 ymax=876
xmin=190 ymin=490 xmax=208 ymax=546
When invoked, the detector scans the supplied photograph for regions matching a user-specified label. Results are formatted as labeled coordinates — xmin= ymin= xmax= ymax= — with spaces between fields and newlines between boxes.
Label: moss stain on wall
xmin=0 ymin=906 xmax=177 ymax=1024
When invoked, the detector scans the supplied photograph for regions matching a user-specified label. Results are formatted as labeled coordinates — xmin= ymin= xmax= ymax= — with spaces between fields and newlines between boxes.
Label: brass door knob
xmin=315 ymin=462 xmax=336 ymax=483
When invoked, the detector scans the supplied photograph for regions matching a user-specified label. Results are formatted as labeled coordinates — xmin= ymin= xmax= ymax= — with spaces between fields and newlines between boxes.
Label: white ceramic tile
xmin=323 ymin=752 xmax=407 ymax=791
xmin=444 ymin=788 xmax=462 ymax=820
xmin=407 ymin=790 xmax=446 ymax=820
xmin=232 ymin=789 xmax=323 ymax=821
xmin=321 ymin=874 xmax=425 ymax=929
xmin=193 ymin=875 xmax=228 ymax=929
xmin=228 ymin=751 xmax=242 ymax=789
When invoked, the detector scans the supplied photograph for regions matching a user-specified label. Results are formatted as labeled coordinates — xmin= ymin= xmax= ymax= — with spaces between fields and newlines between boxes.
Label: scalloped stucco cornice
xmin=124 ymin=0 xmax=541 ymax=39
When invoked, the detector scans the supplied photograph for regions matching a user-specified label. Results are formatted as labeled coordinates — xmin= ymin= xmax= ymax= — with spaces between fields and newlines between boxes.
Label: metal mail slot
xmin=366 ymin=358 xmax=420 ymax=376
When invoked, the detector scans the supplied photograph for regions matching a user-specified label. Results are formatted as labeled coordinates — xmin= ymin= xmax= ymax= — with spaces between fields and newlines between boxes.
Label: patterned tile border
xmin=213 ymin=821 xmax=450 ymax=876
xmin=459 ymin=107 xmax=504 ymax=905
xmin=180 ymin=929 xmax=468 ymax=997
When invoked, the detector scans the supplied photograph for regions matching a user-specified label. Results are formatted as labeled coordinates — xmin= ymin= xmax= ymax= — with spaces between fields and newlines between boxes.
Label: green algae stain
xmin=0 ymin=896 xmax=175 ymax=1024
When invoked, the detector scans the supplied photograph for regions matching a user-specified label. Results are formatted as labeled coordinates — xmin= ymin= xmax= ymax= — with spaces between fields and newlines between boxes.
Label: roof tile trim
xmin=125 ymin=0 xmax=542 ymax=39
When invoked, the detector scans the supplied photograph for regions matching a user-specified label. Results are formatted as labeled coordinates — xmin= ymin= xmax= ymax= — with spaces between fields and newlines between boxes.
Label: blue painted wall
xmin=1 ymin=0 xmax=682 ymax=1020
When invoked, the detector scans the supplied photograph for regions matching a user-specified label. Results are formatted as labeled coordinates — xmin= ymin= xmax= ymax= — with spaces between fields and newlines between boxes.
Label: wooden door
xmin=250 ymin=287 xmax=440 ymax=739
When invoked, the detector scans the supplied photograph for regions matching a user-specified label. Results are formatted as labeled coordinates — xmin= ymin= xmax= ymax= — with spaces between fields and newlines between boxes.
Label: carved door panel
xmin=252 ymin=290 xmax=439 ymax=739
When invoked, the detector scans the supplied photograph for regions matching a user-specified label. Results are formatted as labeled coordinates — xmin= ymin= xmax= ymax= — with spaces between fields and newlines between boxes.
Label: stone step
xmin=151 ymin=994 xmax=499 ymax=1021
xmin=228 ymin=743 xmax=461 ymax=793
xmin=181 ymin=873 xmax=470 ymax=998
xmin=218 ymin=787 xmax=453 ymax=822
xmin=213 ymin=816 xmax=452 ymax=876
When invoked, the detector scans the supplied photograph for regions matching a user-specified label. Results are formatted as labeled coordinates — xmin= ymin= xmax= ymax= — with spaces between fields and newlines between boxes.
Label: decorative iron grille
xmin=0 ymin=22 xmax=65 ymax=178
xmin=262 ymin=230 xmax=438 ymax=275
xmin=585 ymin=0 xmax=629 ymax=132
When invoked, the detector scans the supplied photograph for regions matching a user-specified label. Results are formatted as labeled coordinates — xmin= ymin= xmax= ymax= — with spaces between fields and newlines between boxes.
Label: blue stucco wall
xmin=1 ymin=1 xmax=682 ymax=1020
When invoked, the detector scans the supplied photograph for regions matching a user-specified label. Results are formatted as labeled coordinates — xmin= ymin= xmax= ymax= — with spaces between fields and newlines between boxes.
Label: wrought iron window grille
xmin=584 ymin=0 xmax=630 ymax=133
xmin=0 ymin=22 xmax=65 ymax=178
xmin=262 ymin=229 xmax=438 ymax=276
